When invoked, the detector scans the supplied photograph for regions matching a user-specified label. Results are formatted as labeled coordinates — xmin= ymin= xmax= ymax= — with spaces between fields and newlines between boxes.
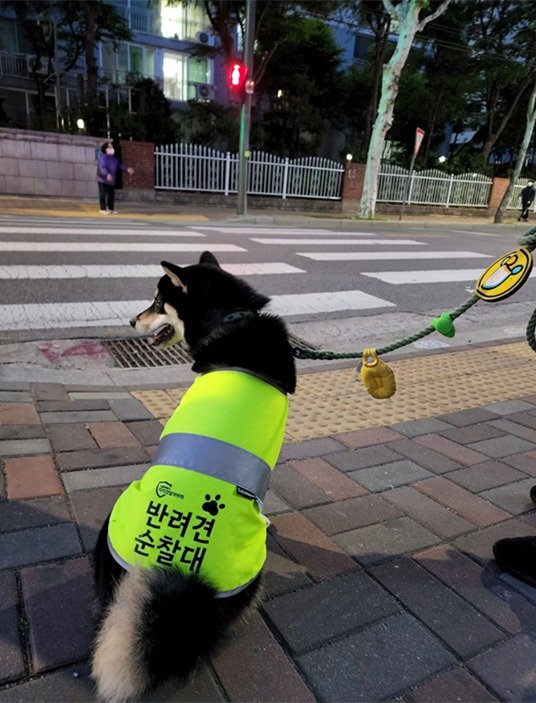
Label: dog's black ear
xmin=161 ymin=261 xmax=186 ymax=289
xmin=199 ymin=251 xmax=221 ymax=268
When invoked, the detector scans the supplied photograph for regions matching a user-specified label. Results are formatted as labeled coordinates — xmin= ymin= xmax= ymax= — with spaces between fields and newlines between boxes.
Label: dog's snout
xmin=130 ymin=317 xmax=137 ymax=328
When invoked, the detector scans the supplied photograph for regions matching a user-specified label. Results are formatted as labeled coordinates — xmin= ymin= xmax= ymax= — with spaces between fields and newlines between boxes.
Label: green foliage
xmin=66 ymin=77 xmax=181 ymax=143
xmin=254 ymin=15 xmax=345 ymax=156
xmin=181 ymin=100 xmax=239 ymax=149
xmin=58 ymin=1 xmax=131 ymax=73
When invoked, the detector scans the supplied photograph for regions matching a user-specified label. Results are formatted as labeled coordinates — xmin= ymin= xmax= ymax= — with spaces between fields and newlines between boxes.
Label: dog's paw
xmin=202 ymin=494 xmax=226 ymax=516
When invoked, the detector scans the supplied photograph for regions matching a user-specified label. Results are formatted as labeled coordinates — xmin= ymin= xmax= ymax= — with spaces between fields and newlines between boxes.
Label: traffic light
xmin=228 ymin=61 xmax=248 ymax=104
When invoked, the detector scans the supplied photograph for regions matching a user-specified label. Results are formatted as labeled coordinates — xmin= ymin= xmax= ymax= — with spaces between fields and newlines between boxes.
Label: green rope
xmin=293 ymin=226 xmax=536 ymax=361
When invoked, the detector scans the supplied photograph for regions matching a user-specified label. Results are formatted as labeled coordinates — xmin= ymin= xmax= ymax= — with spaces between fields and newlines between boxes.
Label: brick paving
xmin=0 ymin=379 xmax=536 ymax=701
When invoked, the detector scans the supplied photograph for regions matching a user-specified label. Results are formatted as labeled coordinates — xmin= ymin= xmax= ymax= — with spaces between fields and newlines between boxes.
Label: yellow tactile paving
xmin=0 ymin=206 xmax=207 ymax=221
xmin=131 ymin=341 xmax=536 ymax=441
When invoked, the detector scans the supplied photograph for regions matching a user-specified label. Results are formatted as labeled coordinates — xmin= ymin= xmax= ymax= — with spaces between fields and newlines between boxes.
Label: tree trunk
xmin=358 ymin=3 xmax=419 ymax=219
xmin=494 ymin=80 xmax=536 ymax=224
xmin=358 ymin=0 xmax=450 ymax=218
xmin=364 ymin=22 xmax=389 ymax=152
xmin=481 ymin=74 xmax=531 ymax=163
xmin=84 ymin=1 xmax=98 ymax=107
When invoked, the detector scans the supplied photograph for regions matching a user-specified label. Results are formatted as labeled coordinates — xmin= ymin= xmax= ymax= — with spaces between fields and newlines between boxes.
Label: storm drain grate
xmin=103 ymin=338 xmax=193 ymax=368
xmin=103 ymin=333 xmax=319 ymax=368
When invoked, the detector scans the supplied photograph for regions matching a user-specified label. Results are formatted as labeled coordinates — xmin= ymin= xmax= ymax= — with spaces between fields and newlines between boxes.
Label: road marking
xmin=268 ymin=290 xmax=394 ymax=316
xmin=0 ymin=226 xmax=205 ymax=238
xmin=0 ymin=290 xmax=394 ymax=330
xmin=0 ymin=300 xmax=147 ymax=330
xmin=252 ymin=238 xmax=425 ymax=246
xmin=298 ymin=251 xmax=492 ymax=261
xmin=0 ymin=242 xmax=245 ymax=252
xmin=200 ymin=227 xmax=375 ymax=236
xmin=361 ymin=269 xmax=490 ymax=284
xmin=0 ymin=262 xmax=304 ymax=279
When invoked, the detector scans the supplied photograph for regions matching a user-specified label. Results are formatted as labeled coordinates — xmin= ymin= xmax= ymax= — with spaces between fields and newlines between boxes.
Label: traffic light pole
xmin=236 ymin=0 xmax=255 ymax=216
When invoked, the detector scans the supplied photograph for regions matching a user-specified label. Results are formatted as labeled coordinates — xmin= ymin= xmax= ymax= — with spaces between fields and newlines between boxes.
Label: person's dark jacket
xmin=521 ymin=184 xmax=536 ymax=205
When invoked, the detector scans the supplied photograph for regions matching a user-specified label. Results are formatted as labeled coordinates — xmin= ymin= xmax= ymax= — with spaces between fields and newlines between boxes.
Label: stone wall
xmin=0 ymin=128 xmax=101 ymax=198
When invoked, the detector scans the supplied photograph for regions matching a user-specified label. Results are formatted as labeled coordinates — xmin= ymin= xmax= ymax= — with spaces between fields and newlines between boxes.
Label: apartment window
xmin=160 ymin=2 xmax=206 ymax=41
xmin=188 ymin=57 xmax=210 ymax=84
xmin=163 ymin=52 xmax=186 ymax=101
xmin=100 ymin=42 xmax=155 ymax=82
xmin=0 ymin=18 xmax=34 ymax=55
xmin=186 ymin=57 xmax=211 ymax=100
xmin=130 ymin=45 xmax=143 ymax=74
xmin=0 ymin=19 xmax=17 ymax=53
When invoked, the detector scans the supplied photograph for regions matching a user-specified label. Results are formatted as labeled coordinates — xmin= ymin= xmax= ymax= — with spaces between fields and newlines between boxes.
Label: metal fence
xmin=154 ymin=143 xmax=344 ymax=200
xmin=154 ymin=145 xmax=532 ymax=209
xmin=506 ymin=178 xmax=535 ymax=211
xmin=377 ymin=164 xmax=493 ymax=208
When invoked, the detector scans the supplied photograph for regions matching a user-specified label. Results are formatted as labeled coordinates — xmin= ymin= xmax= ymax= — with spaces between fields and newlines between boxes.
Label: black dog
xmin=92 ymin=252 xmax=296 ymax=701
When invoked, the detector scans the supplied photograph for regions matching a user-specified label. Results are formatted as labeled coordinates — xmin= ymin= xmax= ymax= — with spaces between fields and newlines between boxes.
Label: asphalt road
xmin=0 ymin=215 xmax=534 ymax=358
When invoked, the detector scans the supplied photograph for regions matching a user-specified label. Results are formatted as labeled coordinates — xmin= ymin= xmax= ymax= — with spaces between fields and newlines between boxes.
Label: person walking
xmin=97 ymin=141 xmax=134 ymax=214
xmin=518 ymin=180 xmax=536 ymax=222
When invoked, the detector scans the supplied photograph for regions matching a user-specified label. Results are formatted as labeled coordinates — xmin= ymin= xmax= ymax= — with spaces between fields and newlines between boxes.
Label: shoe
xmin=493 ymin=536 xmax=536 ymax=586
xmin=108 ymin=210 xmax=118 ymax=215
xmin=99 ymin=209 xmax=109 ymax=215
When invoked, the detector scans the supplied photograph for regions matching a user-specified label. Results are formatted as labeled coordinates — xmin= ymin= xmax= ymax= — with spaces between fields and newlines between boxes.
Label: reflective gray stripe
xmin=107 ymin=535 xmax=133 ymax=571
xmin=153 ymin=432 xmax=271 ymax=501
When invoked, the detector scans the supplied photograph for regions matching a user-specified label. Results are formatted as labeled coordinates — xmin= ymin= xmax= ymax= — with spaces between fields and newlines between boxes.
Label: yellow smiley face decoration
xmin=475 ymin=248 xmax=533 ymax=302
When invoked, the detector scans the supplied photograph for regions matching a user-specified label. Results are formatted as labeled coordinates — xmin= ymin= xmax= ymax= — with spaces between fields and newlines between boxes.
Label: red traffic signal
xmin=228 ymin=61 xmax=248 ymax=103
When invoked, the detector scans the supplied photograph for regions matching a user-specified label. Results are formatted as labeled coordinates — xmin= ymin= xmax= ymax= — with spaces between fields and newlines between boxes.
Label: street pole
xmin=236 ymin=0 xmax=255 ymax=217
xmin=399 ymin=127 xmax=424 ymax=221
xmin=399 ymin=152 xmax=416 ymax=222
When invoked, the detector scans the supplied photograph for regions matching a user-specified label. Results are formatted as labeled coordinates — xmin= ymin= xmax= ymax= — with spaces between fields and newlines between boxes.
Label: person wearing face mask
xmin=96 ymin=141 xmax=134 ymax=214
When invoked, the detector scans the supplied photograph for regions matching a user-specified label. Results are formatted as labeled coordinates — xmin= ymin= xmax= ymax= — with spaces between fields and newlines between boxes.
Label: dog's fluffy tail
xmin=91 ymin=568 xmax=227 ymax=703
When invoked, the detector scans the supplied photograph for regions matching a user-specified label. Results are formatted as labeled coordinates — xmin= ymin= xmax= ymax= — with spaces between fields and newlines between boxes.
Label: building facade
xmin=0 ymin=0 xmax=226 ymax=132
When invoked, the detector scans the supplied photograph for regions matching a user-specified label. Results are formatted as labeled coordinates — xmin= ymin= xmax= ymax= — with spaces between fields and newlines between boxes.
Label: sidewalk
xmin=1 ymin=339 xmax=536 ymax=702
xmin=0 ymin=193 xmax=529 ymax=228
xmin=1 ymin=197 xmax=536 ymax=701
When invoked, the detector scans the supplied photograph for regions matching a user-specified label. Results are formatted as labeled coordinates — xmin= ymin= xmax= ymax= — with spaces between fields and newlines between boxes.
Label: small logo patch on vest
xmin=156 ymin=481 xmax=184 ymax=500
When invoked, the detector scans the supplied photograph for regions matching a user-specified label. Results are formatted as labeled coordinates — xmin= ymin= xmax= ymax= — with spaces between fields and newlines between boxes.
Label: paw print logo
xmin=202 ymin=494 xmax=226 ymax=516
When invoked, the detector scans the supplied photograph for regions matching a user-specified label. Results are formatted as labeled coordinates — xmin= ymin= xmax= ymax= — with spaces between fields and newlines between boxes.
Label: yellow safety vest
xmin=107 ymin=369 xmax=288 ymax=596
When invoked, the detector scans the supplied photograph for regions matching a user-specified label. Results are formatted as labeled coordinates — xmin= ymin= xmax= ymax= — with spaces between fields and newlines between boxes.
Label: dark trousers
xmin=98 ymin=182 xmax=115 ymax=211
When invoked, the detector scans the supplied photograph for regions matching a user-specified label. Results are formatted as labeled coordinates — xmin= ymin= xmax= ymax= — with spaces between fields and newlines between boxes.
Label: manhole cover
xmin=103 ymin=338 xmax=193 ymax=368
xmin=103 ymin=334 xmax=318 ymax=368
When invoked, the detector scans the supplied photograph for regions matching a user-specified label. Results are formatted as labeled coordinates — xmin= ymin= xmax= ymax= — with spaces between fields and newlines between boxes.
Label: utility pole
xmin=236 ymin=0 xmax=255 ymax=216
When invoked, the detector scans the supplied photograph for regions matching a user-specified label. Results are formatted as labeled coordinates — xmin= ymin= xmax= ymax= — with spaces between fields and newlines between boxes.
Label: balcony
xmin=0 ymin=51 xmax=33 ymax=79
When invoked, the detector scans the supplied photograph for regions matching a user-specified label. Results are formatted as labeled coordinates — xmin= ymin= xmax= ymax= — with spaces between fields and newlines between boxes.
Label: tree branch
xmin=418 ymin=0 xmax=451 ymax=31
xmin=382 ymin=0 xmax=402 ymax=23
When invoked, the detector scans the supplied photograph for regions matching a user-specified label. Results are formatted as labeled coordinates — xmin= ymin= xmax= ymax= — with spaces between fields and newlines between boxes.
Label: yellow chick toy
xmin=360 ymin=349 xmax=396 ymax=399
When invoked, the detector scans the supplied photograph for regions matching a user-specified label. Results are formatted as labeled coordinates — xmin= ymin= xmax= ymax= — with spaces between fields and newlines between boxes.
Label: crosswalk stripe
xmin=361 ymin=269 xmax=496 ymax=284
xmin=298 ymin=251 xmax=492 ymax=261
xmin=0 ymin=262 xmax=304 ymax=279
xmin=0 ymin=289 xmax=394 ymax=331
xmin=0 ymin=242 xmax=245 ymax=253
xmin=0 ymin=227 xmax=205 ymax=238
xmin=268 ymin=290 xmax=394 ymax=316
xmin=199 ymin=227 xmax=375 ymax=236
xmin=197 ymin=225 xmax=386 ymax=237
xmin=252 ymin=238 xmax=425 ymax=246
